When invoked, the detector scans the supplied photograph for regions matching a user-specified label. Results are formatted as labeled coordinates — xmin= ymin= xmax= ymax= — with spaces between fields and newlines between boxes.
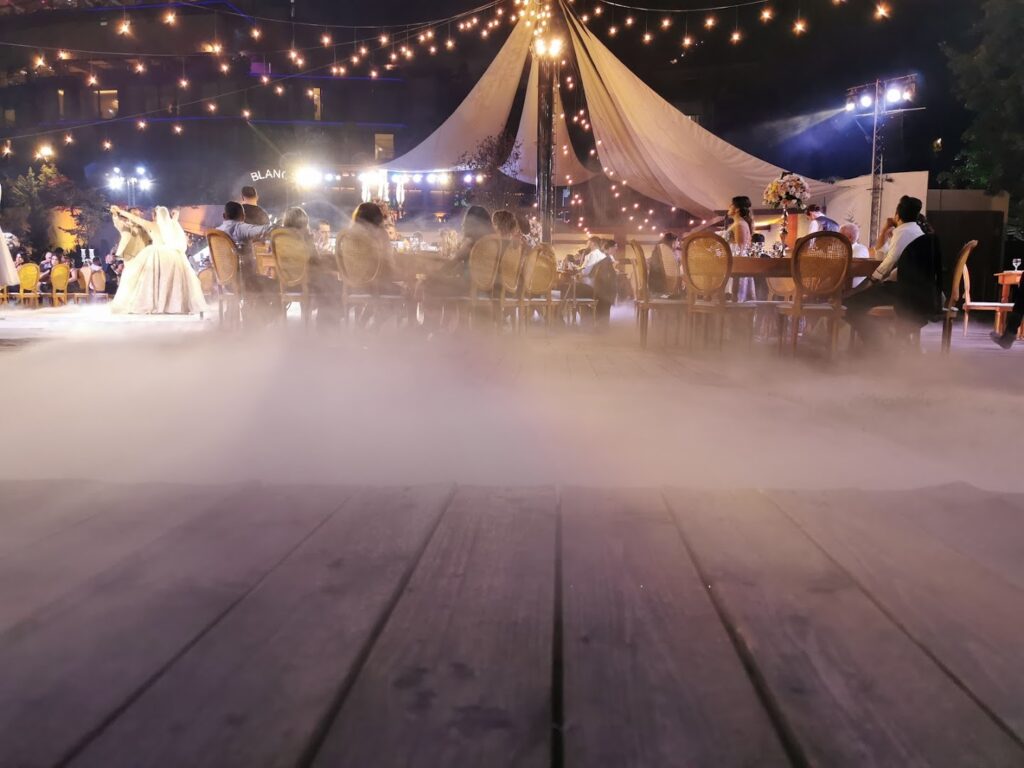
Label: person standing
xmin=240 ymin=186 xmax=271 ymax=227
xmin=806 ymin=204 xmax=841 ymax=233
xmin=992 ymin=285 xmax=1023 ymax=349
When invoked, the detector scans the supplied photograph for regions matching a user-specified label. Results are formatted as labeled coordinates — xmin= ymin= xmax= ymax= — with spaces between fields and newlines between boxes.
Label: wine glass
xmin=1013 ymin=258 xmax=1022 ymax=272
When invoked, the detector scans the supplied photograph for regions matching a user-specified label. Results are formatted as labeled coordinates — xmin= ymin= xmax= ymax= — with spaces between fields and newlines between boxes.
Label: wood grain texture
xmin=770 ymin=487 xmax=1024 ymax=742
xmin=560 ymin=487 xmax=788 ymax=768
xmin=70 ymin=485 xmax=450 ymax=768
xmin=666 ymin=488 xmax=1024 ymax=768
xmin=0 ymin=483 xmax=350 ymax=768
xmin=0 ymin=482 xmax=235 ymax=633
xmin=0 ymin=480 xmax=103 ymax=557
xmin=312 ymin=485 xmax=557 ymax=768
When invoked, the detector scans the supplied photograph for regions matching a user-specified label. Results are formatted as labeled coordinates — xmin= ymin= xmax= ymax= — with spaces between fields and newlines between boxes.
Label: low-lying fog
xmin=1 ymin=311 xmax=1020 ymax=492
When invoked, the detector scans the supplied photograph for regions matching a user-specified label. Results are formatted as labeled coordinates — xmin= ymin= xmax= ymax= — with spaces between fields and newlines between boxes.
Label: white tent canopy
xmin=387 ymin=0 xmax=861 ymax=217
xmin=384 ymin=18 xmax=533 ymax=173
xmin=511 ymin=57 xmax=596 ymax=186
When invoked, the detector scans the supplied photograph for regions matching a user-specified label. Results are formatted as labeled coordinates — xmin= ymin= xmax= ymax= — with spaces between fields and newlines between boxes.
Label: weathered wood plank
xmin=0 ymin=480 xmax=104 ymax=557
xmin=311 ymin=486 xmax=557 ymax=768
xmin=0 ymin=482 xmax=236 ymax=633
xmin=896 ymin=484 xmax=1024 ymax=591
xmin=665 ymin=488 xmax=1024 ymax=768
xmin=770 ymin=487 xmax=1024 ymax=743
xmin=69 ymin=485 xmax=451 ymax=768
xmin=0 ymin=483 xmax=350 ymax=768
xmin=560 ymin=487 xmax=788 ymax=768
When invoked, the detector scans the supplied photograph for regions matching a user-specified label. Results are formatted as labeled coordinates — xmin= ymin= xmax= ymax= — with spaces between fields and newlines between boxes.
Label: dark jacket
xmin=895 ymin=233 xmax=944 ymax=324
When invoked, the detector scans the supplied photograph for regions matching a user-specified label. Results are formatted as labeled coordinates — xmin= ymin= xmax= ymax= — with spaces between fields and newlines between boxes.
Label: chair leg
xmin=963 ymin=309 xmax=969 ymax=337
xmin=790 ymin=316 xmax=800 ymax=356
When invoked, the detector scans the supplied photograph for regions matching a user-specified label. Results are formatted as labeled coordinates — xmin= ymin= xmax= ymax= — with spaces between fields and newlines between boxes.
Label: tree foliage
xmin=945 ymin=0 xmax=1024 ymax=224
xmin=2 ymin=162 xmax=108 ymax=250
xmin=456 ymin=132 xmax=526 ymax=212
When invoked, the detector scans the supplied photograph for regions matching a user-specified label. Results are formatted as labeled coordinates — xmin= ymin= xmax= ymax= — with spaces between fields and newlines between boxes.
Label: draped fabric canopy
xmin=385 ymin=18 xmax=534 ymax=173
xmin=511 ymin=58 xmax=596 ymax=186
xmin=388 ymin=0 xmax=836 ymax=217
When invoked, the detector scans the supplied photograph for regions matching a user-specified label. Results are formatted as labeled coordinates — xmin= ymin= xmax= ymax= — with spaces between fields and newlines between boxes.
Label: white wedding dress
xmin=111 ymin=207 xmax=208 ymax=315
xmin=0 ymin=185 xmax=19 ymax=287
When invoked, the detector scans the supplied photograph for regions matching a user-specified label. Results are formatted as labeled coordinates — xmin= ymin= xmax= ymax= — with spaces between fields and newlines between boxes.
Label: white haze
xmin=0 ymin=309 xmax=1021 ymax=492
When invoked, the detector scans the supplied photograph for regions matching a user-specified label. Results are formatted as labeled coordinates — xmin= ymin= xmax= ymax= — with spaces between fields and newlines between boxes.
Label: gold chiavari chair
xmin=207 ymin=230 xmax=243 ymax=327
xmin=10 ymin=263 xmax=42 ymax=307
xmin=629 ymin=241 xmax=686 ymax=348
xmin=680 ymin=233 xmax=755 ymax=349
xmin=43 ymin=263 xmax=71 ymax=306
xmin=270 ymin=228 xmax=313 ymax=328
xmin=497 ymin=237 xmax=526 ymax=329
xmin=518 ymin=244 xmax=558 ymax=334
xmin=776 ymin=231 xmax=852 ymax=358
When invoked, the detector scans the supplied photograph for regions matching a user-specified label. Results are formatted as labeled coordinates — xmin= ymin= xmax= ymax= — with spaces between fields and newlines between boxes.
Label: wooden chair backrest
xmin=336 ymin=229 xmax=383 ymax=288
xmin=498 ymin=237 xmax=526 ymax=294
xmin=18 ymin=263 xmax=40 ymax=291
xmin=653 ymin=244 xmax=681 ymax=294
xmin=197 ymin=267 xmax=216 ymax=296
xmin=50 ymin=263 xmax=71 ymax=292
xmin=468 ymin=234 xmax=503 ymax=293
xmin=207 ymin=230 xmax=241 ymax=289
xmin=792 ymin=232 xmax=852 ymax=303
xmin=270 ymin=228 xmax=311 ymax=290
xmin=681 ymin=232 xmax=732 ymax=300
xmin=766 ymin=275 xmax=797 ymax=299
xmin=521 ymin=245 xmax=557 ymax=296
xmin=90 ymin=269 xmax=106 ymax=293
xmin=947 ymin=240 xmax=979 ymax=308
xmin=627 ymin=241 xmax=648 ymax=301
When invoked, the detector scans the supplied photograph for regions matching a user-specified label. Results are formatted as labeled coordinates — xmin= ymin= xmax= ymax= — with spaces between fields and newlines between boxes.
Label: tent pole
xmin=537 ymin=54 xmax=556 ymax=244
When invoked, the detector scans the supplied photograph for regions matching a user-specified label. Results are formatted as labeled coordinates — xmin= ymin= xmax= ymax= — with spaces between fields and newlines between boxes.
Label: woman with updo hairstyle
xmin=726 ymin=195 xmax=754 ymax=250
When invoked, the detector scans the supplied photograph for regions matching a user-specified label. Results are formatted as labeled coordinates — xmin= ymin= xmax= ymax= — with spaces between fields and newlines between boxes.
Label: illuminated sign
xmin=249 ymin=168 xmax=287 ymax=182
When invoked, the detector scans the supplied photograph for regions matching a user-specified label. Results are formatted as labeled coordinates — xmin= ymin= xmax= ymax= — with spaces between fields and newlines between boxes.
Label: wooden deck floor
xmin=1 ymin=481 xmax=1022 ymax=767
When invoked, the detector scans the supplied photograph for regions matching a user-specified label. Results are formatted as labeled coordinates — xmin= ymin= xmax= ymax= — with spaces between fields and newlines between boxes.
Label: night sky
xmin=291 ymin=0 xmax=980 ymax=182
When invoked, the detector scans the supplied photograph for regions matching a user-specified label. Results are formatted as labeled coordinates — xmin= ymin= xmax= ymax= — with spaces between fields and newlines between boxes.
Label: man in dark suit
xmin=240 ymin=186 xmax=271 ymax=227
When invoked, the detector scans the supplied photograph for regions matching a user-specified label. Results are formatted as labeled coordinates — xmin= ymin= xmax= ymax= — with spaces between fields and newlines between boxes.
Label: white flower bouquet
xmin=763 ymin=172 xmax=810 ymax=210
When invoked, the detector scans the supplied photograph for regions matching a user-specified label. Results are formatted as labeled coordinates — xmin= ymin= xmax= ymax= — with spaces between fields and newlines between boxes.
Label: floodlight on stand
xmin=108 ymin=175 xmax=124 ymax=190
xmin=859 ymin=93 xmax=874 ymax=109
xmin=845 ymin=100 xmax=856 ymax=112
xmin=463 ymin=173 xmax=474 ymax=184
xmin=136 ymin=166 xmax=146 ymax=175
xmin=885 ymin=87 xmax=902 ymax=104
xmin=138 ymin=178 xmax=153 ymax=191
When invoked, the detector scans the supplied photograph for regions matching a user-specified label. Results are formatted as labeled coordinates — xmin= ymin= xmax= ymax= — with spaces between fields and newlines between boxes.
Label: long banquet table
xmin=730 ymin=256 xmax=881 ymax=278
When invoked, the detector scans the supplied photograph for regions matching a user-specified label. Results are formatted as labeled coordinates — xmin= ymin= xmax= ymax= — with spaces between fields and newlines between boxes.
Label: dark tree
xmin=945 ymin=0 xmax=1024 ymax=227
xmin=3 ymin=162 xmax=108 ymax=250
xmin=456 ymin=133 xmax=526 ymax=213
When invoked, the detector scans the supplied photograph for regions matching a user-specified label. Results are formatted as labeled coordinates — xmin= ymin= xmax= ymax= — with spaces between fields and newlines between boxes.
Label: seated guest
xmin=313 ymin=219 xmax=333 ymax=254
xmin=845 ymin=196 xmax=932 ymax=345
xmin=566 ymin=236 xmax=614 ymax=326
xmin=840 ymin=222 xmax=872 ymax=288
xmin=281 ymin=206 xmax=340 ymax=323
xmin=422 ymin=206 xmax=494 ymax=298
xmin=648 ymin=232 xmax=678 ymax=296
xmin=216 ymin=201 xmax=276 ymax=295
xmin=339 ymin=202 xmax=403 ymax=291
xmin=103 ymin=252 xmax=121 ymax=295
xmin=806 ymin=204 xmax=841 ymax=233
xmin=240 ymin=186 xmax=271 ymax=227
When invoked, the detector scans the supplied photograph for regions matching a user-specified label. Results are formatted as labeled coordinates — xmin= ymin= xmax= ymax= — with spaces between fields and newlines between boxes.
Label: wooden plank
xmin=0 ymin=482 xmax=236 ymax=633
xmin=770 ymin=487 xmax=1024 ymax=742
xmin=560 ymin=487 xmax=788 ymax=768
xmin=311 ymin=486 xmax=557 ymax=768
xmin=0 ymin=480 xmax=104 ymax=557
xmin=70 ymin=485 xmax=451 ymax=768
xmin=0 ymin=483 xmax=351 ymax=768
xmin=665 ymin=488 xmax=1024 ymax=768
xmin=896 ymin=484 xmax=1024 ymax=590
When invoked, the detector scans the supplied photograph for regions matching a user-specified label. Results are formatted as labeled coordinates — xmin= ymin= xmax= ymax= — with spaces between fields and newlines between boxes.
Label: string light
xmin=793 ymin=17 xmax=808 ymax=35
xmin=102 ymin=140 xmax=112 ymax=151
xmin=250 ymin=27 xmax=262 ymax=40
xmin=875 ymin=3 xmax=891 ymax=19
xmin=163 ymin=10 xmax=176 ymax=25
xmin=63 ymin=133 xmax=74 ymax=144
xmin=117 ymin=19 xmax=131 ymax=36
xmin=761 ymin=7 xmax=774 ymax=22
xmin=705 ymin=15 xmax=717 ymax=29
xmin=34 ymin=144 xmax=54 ymax=160
xmin=173 ymin=124 xmax=183 ymax=134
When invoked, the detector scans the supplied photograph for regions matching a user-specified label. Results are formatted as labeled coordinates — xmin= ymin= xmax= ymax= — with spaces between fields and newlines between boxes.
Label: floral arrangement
xmin=763 ymin=172 xmax=810 ymax=211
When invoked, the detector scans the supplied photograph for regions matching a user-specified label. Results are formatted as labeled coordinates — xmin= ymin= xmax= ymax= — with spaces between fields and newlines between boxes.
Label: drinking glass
xmin=1013 ymin=258 xmax=1022 ymax=272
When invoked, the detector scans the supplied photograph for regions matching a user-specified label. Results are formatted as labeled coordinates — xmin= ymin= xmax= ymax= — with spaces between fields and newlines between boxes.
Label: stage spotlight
xmin=138 ymin=178 xmax=153 ymax=191
xmin=108 ymin=176 xmax=124 ymax=190
xmin=294 ymin=167 xmax=322 ymax=189
xmin=859 ymin=93 xmax=874 ymax=109
xmin=136 ymin=166 xmax=146 ymax=175
xmin=845 ymin=100 xmax=855 ymax=112
xmin=886 ymin=87 xmax=901 ymax=104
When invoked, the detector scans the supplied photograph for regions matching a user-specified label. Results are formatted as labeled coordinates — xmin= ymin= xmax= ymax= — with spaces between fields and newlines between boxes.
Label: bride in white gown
xmin=110 ymin=205 xmax=208 ymax=315
xmin=0 ymin=185 xmax=20 ymax=288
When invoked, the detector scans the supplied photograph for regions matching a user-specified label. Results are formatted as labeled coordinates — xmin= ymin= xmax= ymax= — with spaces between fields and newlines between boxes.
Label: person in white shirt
xmin=840 ymin=222 xmax=871 ymax=288
xmin=844 ymin=196 xmax=926 ymax=345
